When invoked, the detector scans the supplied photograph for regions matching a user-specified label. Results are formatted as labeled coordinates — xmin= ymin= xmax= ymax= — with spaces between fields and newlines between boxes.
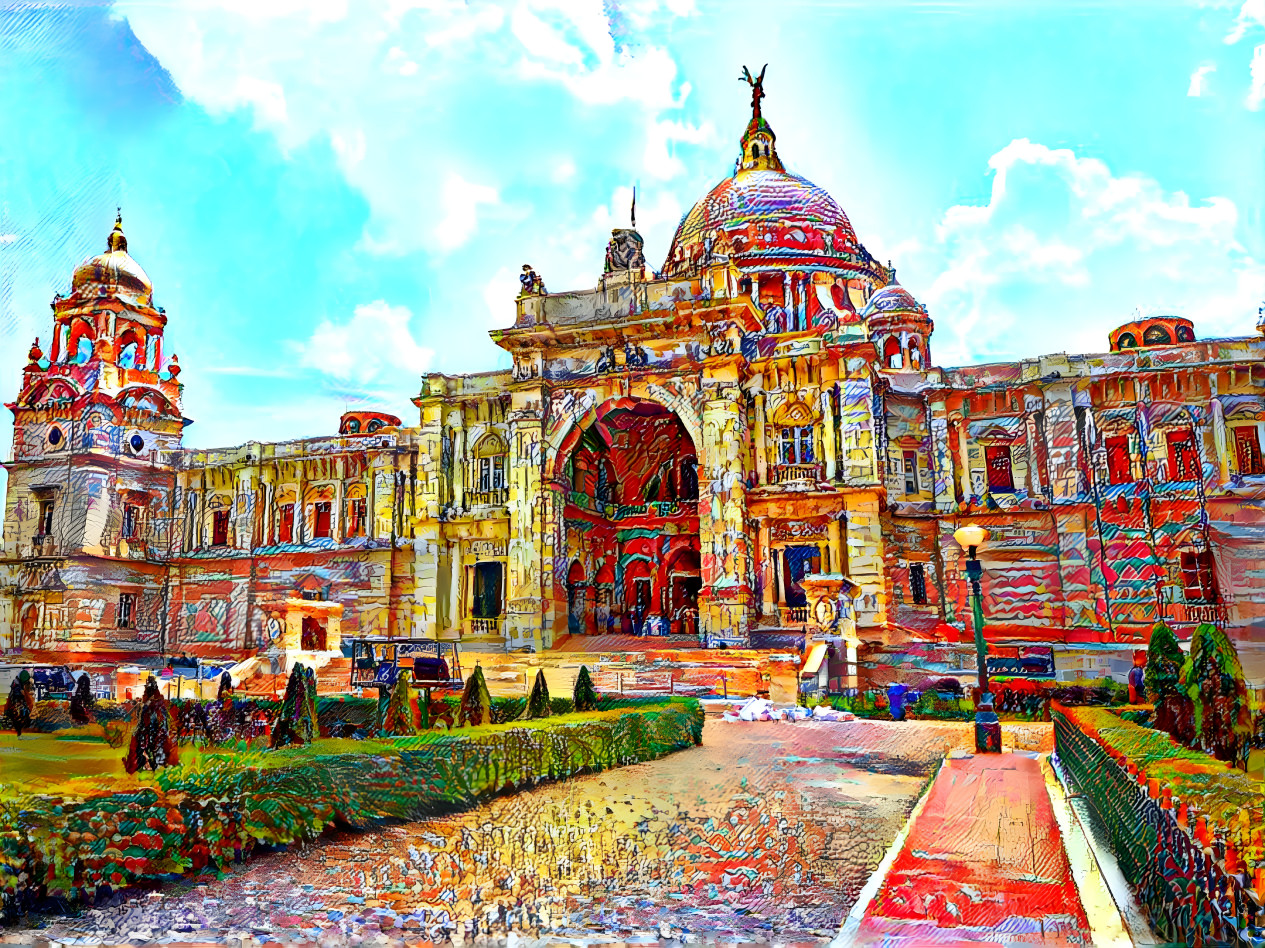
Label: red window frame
xmin=211 ymin=509 xmax=230 ymax=546
xmin=278 ymin=503 xmax=295 ymax=543
xmin=984 ymin=444 xmax=1014 ymax=492
xmin=1166 ymin=430 xmax=1199 ymax=481
xmin=1233 ymin=425 xmax=1264 ymax=475
xmin=1180 ymin=550 xmax=1216 ymax=603
xmin=1105 ymin=436 xmax=1133 ymax=485
xmin=313 ymin=501 xmax=332 ymax=539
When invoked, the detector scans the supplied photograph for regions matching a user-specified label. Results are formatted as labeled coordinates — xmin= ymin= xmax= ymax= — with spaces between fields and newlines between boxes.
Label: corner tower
xmin=1 ymin=214 xmax=186 ymax=656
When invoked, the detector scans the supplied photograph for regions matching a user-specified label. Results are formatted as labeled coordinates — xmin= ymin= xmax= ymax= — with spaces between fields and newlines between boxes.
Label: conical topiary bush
xmin=1145 ymin=621 xmax=1185 ymax=735
xmin=457 ymin=665 xmax=493 ymax=728
xmin=526 ymin=670 xmax=552 ymax=720
xmin=382 ymin=672 xmax=418 ymax=736
xmin=573 ymin=665 xmax=598 ymax=713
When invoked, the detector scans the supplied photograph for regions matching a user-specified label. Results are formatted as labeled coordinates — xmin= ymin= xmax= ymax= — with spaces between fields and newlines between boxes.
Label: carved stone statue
xmin=740 ymin=64 xmax=768 ymax=119
xmin=519 ymin=265 xmax=545 ymax=297
xmin=605 ymin=229 xmax=646 ymax=272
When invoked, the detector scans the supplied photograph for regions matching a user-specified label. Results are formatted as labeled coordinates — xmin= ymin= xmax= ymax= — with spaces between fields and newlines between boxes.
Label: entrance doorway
xmin=472 ymin=562 xmax=503 ymax=619
xmin=567 ymin=561 xmax=587 ymax=636
xmin=782 ymin=545 xmax=822 ymax=608
xmin=301 ymin=615 xmax=327 ymax=650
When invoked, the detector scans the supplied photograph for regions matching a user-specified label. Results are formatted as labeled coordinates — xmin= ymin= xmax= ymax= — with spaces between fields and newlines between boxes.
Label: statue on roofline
xmin=519 ymin=264 xmax=546 ymax=297
xmin=740 ymin=64 xmax=768 ymax=120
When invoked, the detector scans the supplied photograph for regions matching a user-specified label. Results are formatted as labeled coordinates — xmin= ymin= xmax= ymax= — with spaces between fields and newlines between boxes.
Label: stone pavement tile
xmin=853 ymin=753 xmax=1094 ymax=946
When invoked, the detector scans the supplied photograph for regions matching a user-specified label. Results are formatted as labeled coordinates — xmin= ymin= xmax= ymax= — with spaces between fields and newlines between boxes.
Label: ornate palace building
xmin=4 ymin=83 xmax=1265 ymax=683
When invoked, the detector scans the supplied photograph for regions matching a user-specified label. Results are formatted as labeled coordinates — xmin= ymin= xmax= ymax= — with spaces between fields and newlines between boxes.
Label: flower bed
xmin=1054 ymin=703 xmax=1265 ymax=944
xmin=0 ymin=699 xmax=703 ymax=921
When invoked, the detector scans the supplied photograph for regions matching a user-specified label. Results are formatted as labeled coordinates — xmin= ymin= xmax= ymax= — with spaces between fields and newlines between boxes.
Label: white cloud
xmin=1248 ymin=43 xmax=1265 ymax=108
xmin=910 ymin=139 xmax=1265 ymax=364
xmin=1225 ymin=0 xmax=1265 ymax=42
xmin=643 ymin=117 xmax=714 ymax=180
xmin=297 ymin=300 xmax=434 ymax=383
xmin=1189 ymin=63 xmax=1217 ymax=95
xmin=434 ymin=173 xmax=501 ymax=251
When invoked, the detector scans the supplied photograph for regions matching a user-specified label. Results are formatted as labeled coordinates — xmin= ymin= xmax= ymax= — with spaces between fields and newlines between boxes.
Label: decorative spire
xmin=737 ymin=66 xmax=783 ymax=174
xmin=631 ymin=186 xmax=636 ymax=229
xmin=107 ymin=210 xmax=128 ymax=253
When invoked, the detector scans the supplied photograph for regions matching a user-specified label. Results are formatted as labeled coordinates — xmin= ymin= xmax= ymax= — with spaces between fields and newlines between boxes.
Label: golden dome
xmin=71 ymin=213 xmax=153 ymax=306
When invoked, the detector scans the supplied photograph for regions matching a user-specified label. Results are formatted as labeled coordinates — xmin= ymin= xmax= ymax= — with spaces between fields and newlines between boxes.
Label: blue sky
xmin=1 ymin=0 xmax=1263 ymax=457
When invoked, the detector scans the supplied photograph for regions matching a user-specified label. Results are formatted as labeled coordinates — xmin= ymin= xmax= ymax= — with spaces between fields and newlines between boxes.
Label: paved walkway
xmin=847 ymin=752 xmax=1113 ymax=946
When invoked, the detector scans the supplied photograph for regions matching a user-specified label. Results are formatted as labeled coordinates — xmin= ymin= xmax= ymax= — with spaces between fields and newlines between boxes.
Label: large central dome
xmin=71 ymin=214 xmax=153 ymax=307
xmin=662 ymin=114 xmax=876 ymax=279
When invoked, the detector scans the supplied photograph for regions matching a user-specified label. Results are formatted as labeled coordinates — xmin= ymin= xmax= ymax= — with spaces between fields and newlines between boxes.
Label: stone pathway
xmin=847 ymin=751 xmax=1111 ymax=945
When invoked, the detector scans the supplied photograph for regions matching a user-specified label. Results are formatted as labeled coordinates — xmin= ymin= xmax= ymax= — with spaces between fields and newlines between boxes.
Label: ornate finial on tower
xmin=631 ymin=186 xmax=636 ymax=230
xmin=1257 ymin=299 xmax=1265 ymax=337
xmin=107 ymin=210 xmax=128 ymax=253
xmin=740 ymin=64 xmax=767 ymax=121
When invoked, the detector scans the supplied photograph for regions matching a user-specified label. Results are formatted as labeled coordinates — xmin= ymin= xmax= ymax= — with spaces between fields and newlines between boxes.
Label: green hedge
xmin=0 ymin=699 xmax=703 ymax=919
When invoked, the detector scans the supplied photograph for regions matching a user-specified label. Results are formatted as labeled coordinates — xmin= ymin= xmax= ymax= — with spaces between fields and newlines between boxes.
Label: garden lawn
xmin=0 ymin=733 xmax=128 ymax=794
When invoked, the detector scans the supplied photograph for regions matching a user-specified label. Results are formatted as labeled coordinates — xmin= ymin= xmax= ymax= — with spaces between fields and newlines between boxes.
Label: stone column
xmin=1211 ymin=393 xmax=1230 ymax=485
xmin=954 ymin=420 xmax=972 ymax=503
xmin=759 ymin=521 xmax=775 ymax=617
xmin=828 ymin=517 xmax=844 ymax=577
xmin=821 ymin=386 xmax=837 ymax=481
xmin=754 ymin=390 xmax=769 ymax=486
xmin=333 ymin=457 xmax=345 ymax=542
xmin=451 ymin=407 xmax=466 ymax=510
xmin=506 ymin=397 xmax=547 ymax=650
xmin=449 ymin=541 xmax=463 ymax=635
xmin=698 ymin=375 xmax=753 ymax=639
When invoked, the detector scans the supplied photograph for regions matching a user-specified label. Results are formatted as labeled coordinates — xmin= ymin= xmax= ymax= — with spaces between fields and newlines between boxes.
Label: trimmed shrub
xmin=69 ymin=675 xmax=96 ymax=726
xmin=123 ymin=676 xmax=179 ymax=773
xmin=4 ymin=672 xmax=34 ymax=736
xmin=382 ymin=674 xmax=417 ymax=737
xmin=1145 ymin=621 xmax=1185 ymax=734
xmin=1180 ymin=622 xmax=1251 ymax=763
xmin=271 ymin=665 xmax=317 ymax=748
xmin=526 ymin=670 xmax=552 ymax=720
xmin=457 ymin=666 xmax=493 ymax=728
xmin=573 ymin=666 xmax=598 ymax=712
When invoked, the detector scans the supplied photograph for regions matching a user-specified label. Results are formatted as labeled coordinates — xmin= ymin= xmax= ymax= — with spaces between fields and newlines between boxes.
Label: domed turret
xmin=863 ymin=274 xmax=933 ymax=371
xmin=70 ymin=213 xmax=154 ymax=307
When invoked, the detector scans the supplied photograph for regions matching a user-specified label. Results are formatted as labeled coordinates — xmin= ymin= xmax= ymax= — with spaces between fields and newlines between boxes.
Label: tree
xmin=526 ymin=670 xmax=552 ymax=720
xmin=4 ymin=671 xmax=34 ymax=737
xmin=124 ymin=676 xmax=179 ymax=773
xmin=69 ymin=673 xmax=96 ymax=725
xmin=573 ymin=665 xmax=598 ymax=713
xmin=457 ymin=666 xmax=493 ymax=728
xmin=303 ymin=666 xmax=319 ymax=743
xmin=1144 ymin=621 xmax=1185 ymax=735
xmin=271 ymin=664 xmax=317 ymax=748
xmin=382 ymin=673 xmax=418 ymax=736
xmin=214 ymin=672 xmax=235 ymax=743
xmin=1180 ymin=622 xmax=1252 ymax=764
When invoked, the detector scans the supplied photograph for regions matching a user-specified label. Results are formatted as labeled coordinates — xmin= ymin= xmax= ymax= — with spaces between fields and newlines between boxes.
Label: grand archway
xmin=556 ymin=397 xmax=700 ymax=638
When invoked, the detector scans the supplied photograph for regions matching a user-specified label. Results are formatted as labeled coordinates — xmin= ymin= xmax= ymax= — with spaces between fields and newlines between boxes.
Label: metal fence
xmin=1053 ymin=710 xmax=1265 ymax=945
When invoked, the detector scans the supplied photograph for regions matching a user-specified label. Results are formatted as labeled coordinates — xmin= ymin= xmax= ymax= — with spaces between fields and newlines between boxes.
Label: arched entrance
xmin=557 ymin=397 xmax=700 ymax=638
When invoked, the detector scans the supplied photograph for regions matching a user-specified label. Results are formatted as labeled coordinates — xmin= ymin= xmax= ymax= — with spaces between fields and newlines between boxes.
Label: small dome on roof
xmin=861 ymin=280 xmax=925 ymax=318
xmin=71 ymin=213 xmax=153 ymax=306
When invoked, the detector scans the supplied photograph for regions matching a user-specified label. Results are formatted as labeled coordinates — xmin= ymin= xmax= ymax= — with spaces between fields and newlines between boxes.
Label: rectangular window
xmin=780 ymin=426 xmax=815 ymax=465
xmin=478 ymin=456 xmax=506 ymax=492
xmin=1233 ymin=425 xmax=1265 ymax=475
xmin=278 ymin=503 xmax=295 ymax=543
xmin=211 ymin=509 xmax=230 ymax=546
xmin=121 ymin=504 xmax=139 ymax=539
xmin=348 ymin=498 xmax=367 ymax=537
xmin=1166 ymin=430 xmax=1200 ymax=481
xmin=910 ymin=562 xmax=928 ymax=605
xmin=1180 ymin=550 xmax=1216 ymax=603
xmin=117 ymin=592 xmax=137 ymax=629
xmin=472 ymin=562 xmax=504 ymax=619
xmin=313 ymin=501 xmax=332 ymax=539
xmin=37 ymin=499 xmax=55 ymax=536
xmin=1105 ymin=436 xmax=1133 ymax=485
xmin=984 ymin=445 xmax=1014 ymax=492
xmin=903 ymin=450 xmax=919 ymax=495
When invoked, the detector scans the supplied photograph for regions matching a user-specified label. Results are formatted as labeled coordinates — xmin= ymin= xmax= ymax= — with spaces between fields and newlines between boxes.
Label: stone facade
xmin=4 ymin=96 xmax=1265 ymax=682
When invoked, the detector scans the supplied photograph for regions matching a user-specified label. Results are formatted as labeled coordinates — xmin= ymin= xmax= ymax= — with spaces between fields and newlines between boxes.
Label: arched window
xmin=1143 ymin=325 xmax=1172 ymax=346
xmin=1116 ymin=332 xmax=1138 ymax=349
xmin=345 ymin=418 xmax=360 ymax=434
xmin=367 ymin=419 xmax=382 ymax=432
xmin=908 ymin=338 xmax=923 ymax=370
xmin=883 ymin=336 xmax=903 ymax=369
xmin=75 ymin=334 xmax=93 ymax=364
xmin=679 ymin=456 xmax=699 ymax=500
xmin=596 ymin=457 xmax=617 ymax=504
xmin=1176 ymin=324 xmax=1195 ymax=343
xmin=474 ymin=433 xmax=507 ymax=493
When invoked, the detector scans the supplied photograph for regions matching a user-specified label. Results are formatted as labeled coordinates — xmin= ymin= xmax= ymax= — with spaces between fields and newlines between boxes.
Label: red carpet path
xmin=856 ymin=753 xmax=1094 ymax=945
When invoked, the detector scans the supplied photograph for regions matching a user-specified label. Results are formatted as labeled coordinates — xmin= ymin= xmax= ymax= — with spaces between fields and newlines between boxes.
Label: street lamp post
xmin=954 ymin=523 xmax=1001 ymax=754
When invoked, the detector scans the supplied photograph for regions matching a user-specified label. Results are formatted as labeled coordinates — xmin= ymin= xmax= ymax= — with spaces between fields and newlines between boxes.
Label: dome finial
xmin=108 ymin=210 xmax=128 ymax=253
xmin=740 ymin=64 xmax=768 ymax=121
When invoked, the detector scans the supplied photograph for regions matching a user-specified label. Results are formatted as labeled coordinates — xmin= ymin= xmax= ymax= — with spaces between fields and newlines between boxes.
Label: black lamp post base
xmin=974 ymin=692 xmax=1002 ymax=754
